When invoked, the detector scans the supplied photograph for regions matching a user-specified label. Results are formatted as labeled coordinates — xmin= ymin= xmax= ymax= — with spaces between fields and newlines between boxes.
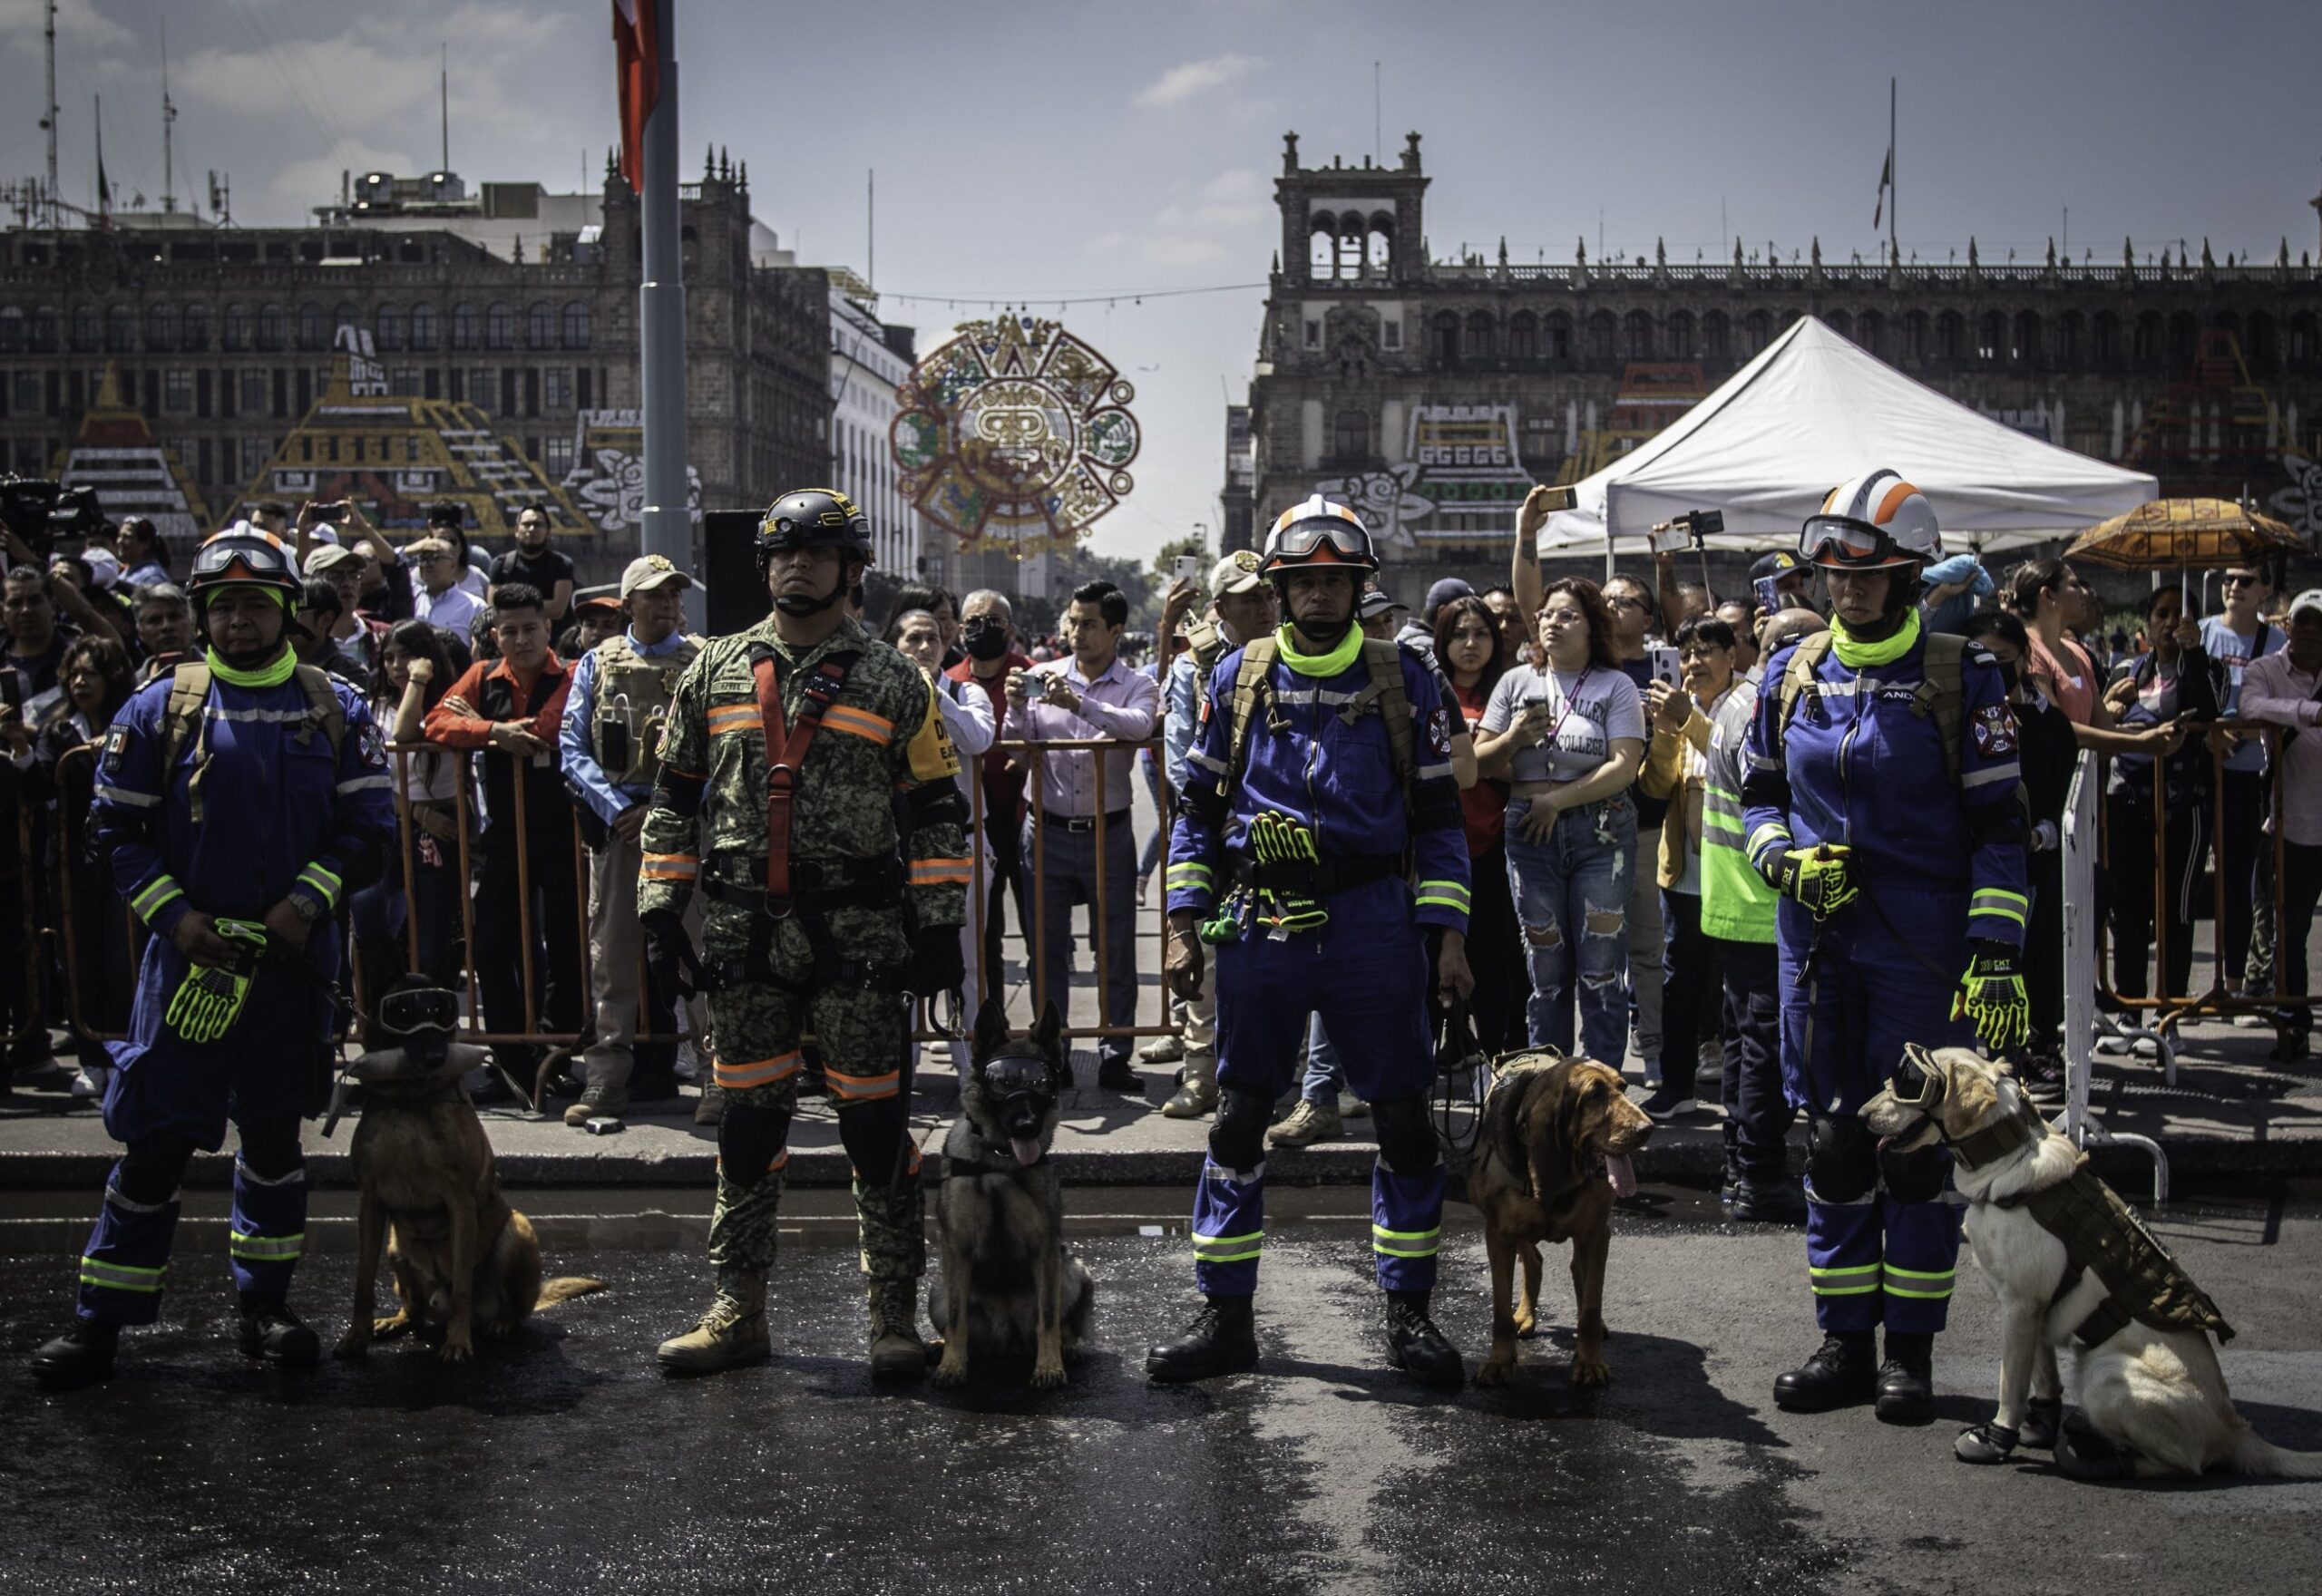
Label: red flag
xmin=613 ymin=0 xmax=659 ymax=195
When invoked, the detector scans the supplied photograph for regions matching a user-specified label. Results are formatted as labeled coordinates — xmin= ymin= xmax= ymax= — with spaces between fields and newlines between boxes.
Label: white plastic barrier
xmin=2063 ymin=751 xmax=2169 ymax=1202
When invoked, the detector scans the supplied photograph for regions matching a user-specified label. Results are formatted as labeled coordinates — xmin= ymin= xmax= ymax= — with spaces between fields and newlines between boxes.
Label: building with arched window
xmin=1233 ymin=130 xmax=2322 ymax=582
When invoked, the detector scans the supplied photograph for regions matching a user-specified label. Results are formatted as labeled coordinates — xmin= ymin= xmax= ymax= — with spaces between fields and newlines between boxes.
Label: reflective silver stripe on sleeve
xmin=1961 ymin=763 xmax=2022 ymax=789
xmin=93 ymin=784 xmax=161 ymax=808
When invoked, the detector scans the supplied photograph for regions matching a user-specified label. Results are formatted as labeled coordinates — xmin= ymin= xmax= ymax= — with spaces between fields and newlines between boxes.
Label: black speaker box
xmin=701 ymin=509 xmax=765 ymax=637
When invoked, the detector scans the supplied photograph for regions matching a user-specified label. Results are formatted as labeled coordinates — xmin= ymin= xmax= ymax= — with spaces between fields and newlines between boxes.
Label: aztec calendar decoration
xmin=891 ymin=315 xmax=1141 ymax=554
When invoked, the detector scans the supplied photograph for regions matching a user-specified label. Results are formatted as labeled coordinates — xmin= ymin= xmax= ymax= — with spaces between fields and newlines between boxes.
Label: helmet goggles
xmin=1798 ymin=514 xmax=1918 ymax=569
xmin=1270 ymin=517 xmax=1371 ymax=565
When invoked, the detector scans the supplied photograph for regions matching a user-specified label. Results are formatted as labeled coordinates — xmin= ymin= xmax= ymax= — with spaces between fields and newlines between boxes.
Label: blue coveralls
xmin=75 ymin=658 xmax=395 ymax=1324
xmin=1166 ymin=629 xmax=1470 ymax=1297
xmin=1742 ymin=618 xmax=2028 ymax=1335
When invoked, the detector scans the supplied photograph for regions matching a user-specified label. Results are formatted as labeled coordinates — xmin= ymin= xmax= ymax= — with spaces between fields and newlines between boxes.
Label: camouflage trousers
xmin=701 ymin=906 xmax=924 ymax=1295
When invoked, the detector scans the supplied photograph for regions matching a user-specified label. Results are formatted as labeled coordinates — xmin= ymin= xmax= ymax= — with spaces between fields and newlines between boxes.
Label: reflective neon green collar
xmin=1276 ymin=622 xmax=1362 ymax=678
xmin=1829 ymin=608 xmax=1919 ymax=669
xmin=204 ymin=646 xmax=298 ymax=688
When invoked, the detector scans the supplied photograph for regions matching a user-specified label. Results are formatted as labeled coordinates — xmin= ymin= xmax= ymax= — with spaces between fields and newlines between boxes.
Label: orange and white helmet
xmin=1260 ymin=494 xmax=1378 ymax=578
xmin=1798 ymin=469 xmax=1941 ymax=570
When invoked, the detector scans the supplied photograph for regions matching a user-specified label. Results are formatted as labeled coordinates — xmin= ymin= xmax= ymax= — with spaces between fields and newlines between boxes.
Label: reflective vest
xmin=592 ymin=632 xmax=702 ymax=789
xmin=1700 ymin=677 xmax=1777 ymax=944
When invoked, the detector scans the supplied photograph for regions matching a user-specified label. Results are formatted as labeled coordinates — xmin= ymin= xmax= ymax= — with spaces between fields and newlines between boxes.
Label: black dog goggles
xmin=1888 ymin=1044 xmax=1946 ymax=1111
xmin=378 ymin=987 xmax=460 ymax=1038
xmin=979 ymin=1050 xmax=1059 ymax=1101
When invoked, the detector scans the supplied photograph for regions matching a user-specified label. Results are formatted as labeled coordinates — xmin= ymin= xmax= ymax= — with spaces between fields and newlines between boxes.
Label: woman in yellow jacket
xmin=1636 ymin=614 xmax=1741 ymax=1120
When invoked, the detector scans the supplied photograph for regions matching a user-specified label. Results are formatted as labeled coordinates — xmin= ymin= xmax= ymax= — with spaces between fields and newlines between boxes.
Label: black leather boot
xmin=1771 ymin=1330 xmax=1877 ymax=1411
xmin=1146 ymin=1295 xmax=1259 ymax=1383
xmin=1875 ymin=1330 xmax=1936 ymax=1424
xmin=29 ymin=1320 xmax=118 ymax=1388
xmin=238 ymin=1294 xmax=321 ymax=1367
xmin=1384 ymin=1290 xmax=1465 ymax=1387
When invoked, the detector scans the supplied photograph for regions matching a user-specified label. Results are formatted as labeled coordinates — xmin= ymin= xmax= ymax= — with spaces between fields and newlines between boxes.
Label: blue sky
xmin=5 ymin=0 xmax=2317 ymax=560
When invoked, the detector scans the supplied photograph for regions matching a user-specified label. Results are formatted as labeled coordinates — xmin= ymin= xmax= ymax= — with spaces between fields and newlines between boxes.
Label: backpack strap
xmin=1774 ymin=631 xmax=1836 ymax=750
xmin=1908 ymin=633 xmax=1966 ymax=788
xmin=291 ymin=664 xmax=347 ymax=758
xmin=1222 ymin=634 xmax=1280 ymax=800
xmin=1355 ymin=638 xmax=1417 ymax=810
xmin=747 ymin=646 xmax=859 ymax=909
xmin=158 ymin=663 xmax=215 ymax=824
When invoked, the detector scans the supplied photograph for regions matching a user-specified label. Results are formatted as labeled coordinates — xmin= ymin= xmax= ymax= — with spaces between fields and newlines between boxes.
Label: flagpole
xmin=639 ymin=0 xmax=691 ymax=620
xmin=1888 ymin=77 xmax=1898 ymax=264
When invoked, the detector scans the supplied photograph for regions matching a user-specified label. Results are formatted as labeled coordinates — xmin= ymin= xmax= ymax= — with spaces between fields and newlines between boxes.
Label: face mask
xmin=963 ymin=621 xmax=1010 ymax=661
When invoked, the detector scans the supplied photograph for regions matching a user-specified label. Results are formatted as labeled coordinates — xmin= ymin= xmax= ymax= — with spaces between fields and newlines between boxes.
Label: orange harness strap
xmin=750 ymin=649 xmax=858 ymax=908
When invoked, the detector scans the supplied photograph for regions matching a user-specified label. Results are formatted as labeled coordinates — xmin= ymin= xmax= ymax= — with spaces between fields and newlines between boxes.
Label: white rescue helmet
xmin=1798 ymin=469 xmax=1941 ymax=571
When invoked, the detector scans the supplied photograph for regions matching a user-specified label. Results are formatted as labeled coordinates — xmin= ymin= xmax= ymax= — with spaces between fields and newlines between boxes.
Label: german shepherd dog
xmin=334 ymin=978 xmax=603 ymax=1363
xmin=1467 ymin=1052 xmax=1654 ymax=1387
xmin=930 ymin=999 xmax=1095 ymax=1388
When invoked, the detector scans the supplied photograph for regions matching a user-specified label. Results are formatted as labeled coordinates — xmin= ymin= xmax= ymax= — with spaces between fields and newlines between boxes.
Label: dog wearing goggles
xmin=1866 ymin=1045 xmax=2318 ymax=1480
xmin=930 ymin=999 xmax=1095 ymax=1388
xmin=335 ymin=976 xmax=604 ymax=1364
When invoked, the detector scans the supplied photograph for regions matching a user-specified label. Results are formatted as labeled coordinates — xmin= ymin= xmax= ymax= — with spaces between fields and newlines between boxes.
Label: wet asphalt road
xmin=5 ymin=1192 xmax=2321 ymax=1596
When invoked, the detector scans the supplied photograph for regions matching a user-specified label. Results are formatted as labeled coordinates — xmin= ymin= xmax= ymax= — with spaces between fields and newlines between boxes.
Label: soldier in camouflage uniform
xmin=639 ymin=489 xmax=971 ymax=1380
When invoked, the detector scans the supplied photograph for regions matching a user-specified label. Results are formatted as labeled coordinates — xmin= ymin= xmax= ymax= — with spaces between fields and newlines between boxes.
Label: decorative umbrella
xmin=2064 ymin=497 xmax=2305 ymax=573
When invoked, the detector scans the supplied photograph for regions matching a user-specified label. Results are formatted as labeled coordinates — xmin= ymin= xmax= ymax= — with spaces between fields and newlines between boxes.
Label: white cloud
xmin=1132 ymin=54 xmax=1261 ymax=110
xmin=266 ymin=136 xmax=417 ymax=214
xmin=1085 ymin=230 xmax=1229 ymax=269
xmin=0 ymin=0 xmax=131 ymax=52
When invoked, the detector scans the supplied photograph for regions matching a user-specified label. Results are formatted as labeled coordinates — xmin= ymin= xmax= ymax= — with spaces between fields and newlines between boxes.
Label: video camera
xmin=0 ymin=475 xmax=108 ymax=558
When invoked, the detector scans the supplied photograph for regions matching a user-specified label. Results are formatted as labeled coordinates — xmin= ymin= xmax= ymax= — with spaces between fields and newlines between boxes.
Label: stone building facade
xmin=0 ymin=153 xmax=833 ymax=583
xmin=1235 ymin=132 xmax=2322 ymax=588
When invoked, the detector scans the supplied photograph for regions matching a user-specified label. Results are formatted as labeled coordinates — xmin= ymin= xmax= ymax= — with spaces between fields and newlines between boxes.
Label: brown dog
xmin=333 ymin=1038 xmax=602 ymax=1363
xmin=1467 ymin=1053 xmax=1654 ymax=1387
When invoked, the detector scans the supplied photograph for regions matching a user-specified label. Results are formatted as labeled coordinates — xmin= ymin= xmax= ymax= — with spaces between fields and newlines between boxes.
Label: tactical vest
xmin=1182 ymin=619 xmax=1230 ymax=712
xmin=159 ymin=661 xmax=346 ymax=826
xmin=2000 ymin=1155 xmax=2235 ymax=1349
xmin=1222 ymin=634 xmax=1416 ymax=813
xmin=592 ymin=632 xmax=703 ymax=788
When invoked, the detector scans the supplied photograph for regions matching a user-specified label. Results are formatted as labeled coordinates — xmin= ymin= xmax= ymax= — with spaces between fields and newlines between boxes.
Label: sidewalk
xmin=2 ymin=930 xmax=2314 ymax=1192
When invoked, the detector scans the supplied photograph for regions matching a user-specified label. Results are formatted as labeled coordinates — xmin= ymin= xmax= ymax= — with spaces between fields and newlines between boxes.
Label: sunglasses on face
xmin=2223 ymin=573 xmax=2260 ymax=587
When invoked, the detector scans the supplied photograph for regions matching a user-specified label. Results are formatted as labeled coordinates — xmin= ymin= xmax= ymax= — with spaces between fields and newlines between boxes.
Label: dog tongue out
xmin=1605 ymin=1154 xmax=1637 ymax=1200
xmin=1010 ymin=1135 xmax=1043 ymax=1168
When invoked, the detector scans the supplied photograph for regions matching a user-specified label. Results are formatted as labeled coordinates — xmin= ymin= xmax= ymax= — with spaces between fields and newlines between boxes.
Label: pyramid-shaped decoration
xmin=58 ymin=362 xmax=211 ymax=550
xmin=234 ymin=325 xmax=601 ymax=556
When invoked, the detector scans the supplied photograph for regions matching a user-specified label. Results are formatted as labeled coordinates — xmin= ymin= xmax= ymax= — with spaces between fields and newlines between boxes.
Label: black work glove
xmin=640 ymin=908 xmax=701 ymax=1000
xmin=909 ymin=924 xmax=966 ymax=1001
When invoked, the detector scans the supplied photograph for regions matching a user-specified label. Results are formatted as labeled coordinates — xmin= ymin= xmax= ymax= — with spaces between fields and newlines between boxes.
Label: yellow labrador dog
xmin=1865 ymin=1045 xmax=2322 ymax=1480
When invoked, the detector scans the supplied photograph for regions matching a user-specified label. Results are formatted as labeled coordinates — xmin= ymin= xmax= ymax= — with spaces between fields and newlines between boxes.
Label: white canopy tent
xmin=1540 ymin=315 xmax=2158 ymax=565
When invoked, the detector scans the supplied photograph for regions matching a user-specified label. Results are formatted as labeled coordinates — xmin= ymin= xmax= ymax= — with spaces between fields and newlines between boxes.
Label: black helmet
xmin=187 ymin=522 xmax=304 ymax=609
xmin=756 ymin=488 xmax=873 ymax=565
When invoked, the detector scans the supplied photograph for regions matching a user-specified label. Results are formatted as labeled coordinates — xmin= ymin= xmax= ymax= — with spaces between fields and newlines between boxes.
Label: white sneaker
xmin=2093 ymin=1033 xmax=2133 ymax=1057
xmin=674 ymin=1040 xmax=707 ymax=1084
xmin=68 ymin=1066 xmax=110 ymax=1100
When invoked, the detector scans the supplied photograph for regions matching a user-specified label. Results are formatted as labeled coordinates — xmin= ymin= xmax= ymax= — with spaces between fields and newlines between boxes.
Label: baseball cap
xmin=1208 ymin=550 xmax=1263 ymax=597
xmin=1750 ymin=551 xmax=1804 ymax=583
xmin=82 ymin=548 xmax=121 ymax=589
xmin=2288 ymin=589 xmax=2322 ymax=622
xmin=304 ymin=542 xmax=361 ymax=578
xmin=1424 ymin=577 xmax=1475 ymax=614
xmin=572 ymin=588 xmax=623 ymax=618
xmin=620 ymin=553 xmax=695 ymax=598
xmin=1356 ymin=587 xmax=1400 ymax=620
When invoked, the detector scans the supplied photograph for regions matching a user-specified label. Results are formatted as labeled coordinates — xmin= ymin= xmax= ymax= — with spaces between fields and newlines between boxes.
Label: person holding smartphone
xmin=1473 ymin=578 xmax=1645 ymax=1066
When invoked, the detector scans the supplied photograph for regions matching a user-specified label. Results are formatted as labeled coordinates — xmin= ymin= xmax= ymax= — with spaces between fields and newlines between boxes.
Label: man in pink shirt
xmin=2239 ymin=589 xmax=2322 ymax=1062
xmin=1006 ymin=579 xmax=1160 ymax=1092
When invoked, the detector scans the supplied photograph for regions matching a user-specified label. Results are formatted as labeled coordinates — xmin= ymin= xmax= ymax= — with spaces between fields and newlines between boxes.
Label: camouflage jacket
xmin=638 ymin=615 xmax=970 ymax=929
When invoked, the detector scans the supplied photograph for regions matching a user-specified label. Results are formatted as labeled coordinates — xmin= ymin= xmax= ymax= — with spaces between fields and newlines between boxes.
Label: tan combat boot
xmin=656 ymin=1275 xmax=769 ymax=1375
xmin=693 ymin=1079 xmax=725 ymax=1126
xmin=867 ymin=1280 xmax=927 ymax=1385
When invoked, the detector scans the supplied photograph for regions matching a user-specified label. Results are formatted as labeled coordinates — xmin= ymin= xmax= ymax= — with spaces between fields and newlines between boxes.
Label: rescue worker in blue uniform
xmin=1147 ymin=495 xmax=1476 ymax=1386
xmin=29 ymin=524 xmax=396 ymax=1388
xmin=1742 ymin=470 xmax=2031 ymax=1423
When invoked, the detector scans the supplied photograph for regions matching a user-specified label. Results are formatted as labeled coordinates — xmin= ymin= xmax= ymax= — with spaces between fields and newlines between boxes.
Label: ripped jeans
xmin=1504 ymin=793 xmax=1636 ymax=1066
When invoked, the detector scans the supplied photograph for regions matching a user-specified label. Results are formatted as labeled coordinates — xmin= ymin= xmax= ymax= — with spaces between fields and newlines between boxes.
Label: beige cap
xmin=303 ymin=543 xmax=361 ymax=577
xmin=1209 ymin=550 xmax=1263 ymax=597
xmin=620 ymin=552 xmax=696 ymax=598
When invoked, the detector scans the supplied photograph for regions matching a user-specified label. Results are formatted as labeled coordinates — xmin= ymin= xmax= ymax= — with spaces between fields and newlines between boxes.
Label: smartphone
xmin=1535 ymin=483 xmax=1579 ymax=512
xmin=1752 ymin=575 xmax=1784 ymax=616
xmin=1648 ymin=644 xmax=1682 ymax=687
xmin=1173 ymin=554 xmax=1203 ymax=586
xmin=1649 ymin=525 xmax=1693 ymax=555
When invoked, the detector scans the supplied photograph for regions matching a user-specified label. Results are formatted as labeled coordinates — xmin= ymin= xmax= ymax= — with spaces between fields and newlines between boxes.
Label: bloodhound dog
xmin=1467 ymin=1053 xmax=1653 ymax=1387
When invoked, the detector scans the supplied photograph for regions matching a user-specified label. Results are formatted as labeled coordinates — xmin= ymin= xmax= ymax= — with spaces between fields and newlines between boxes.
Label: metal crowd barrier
xmin=32 ymin=730 xmax=1193 ymax=1068
xmin=2093 ymin=717 xmax=2312 ymax=1043
xmin=2062 ymin=749 xmax=2168 ymax=1203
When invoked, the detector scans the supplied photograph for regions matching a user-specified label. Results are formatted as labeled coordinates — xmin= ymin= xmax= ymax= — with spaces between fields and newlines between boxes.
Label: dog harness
xmin=1947 ymin=1102 xmax=2234 ymax=1350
